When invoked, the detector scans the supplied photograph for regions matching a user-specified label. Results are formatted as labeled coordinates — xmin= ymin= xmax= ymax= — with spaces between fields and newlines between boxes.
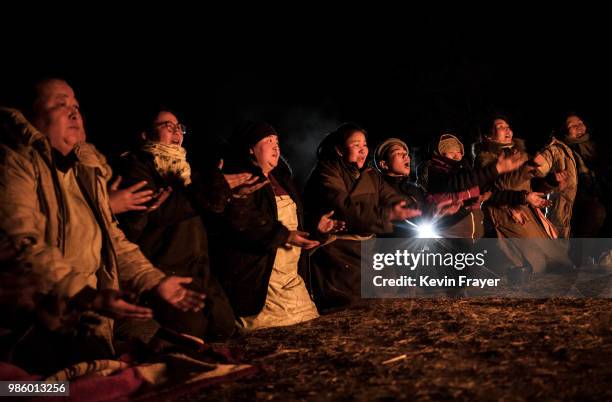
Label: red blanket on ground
xmin=0 ymin=350 xmax=257 ymax=402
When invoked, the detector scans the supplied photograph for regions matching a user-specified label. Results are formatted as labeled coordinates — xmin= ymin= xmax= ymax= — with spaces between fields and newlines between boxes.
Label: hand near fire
xmin=389 ymin=200 xmax=422 ymax=221
xmin=317 ymin=210 xmax=347 ymax=234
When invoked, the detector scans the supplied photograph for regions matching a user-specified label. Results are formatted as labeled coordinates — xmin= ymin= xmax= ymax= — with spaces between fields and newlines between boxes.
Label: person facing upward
xmin=114 ymin=106 xmax=262 ymax=341
xmin=473 ymin=114 xmax=570 ymax=278
xmin=32 ymin=79 xmax=82 ymax=150
xmin=0 ymin=79 xmax=204 ymax=374
xmin=212 ymin=122 xmax=341 ymax=330
xmin=303 ymin=123 xmax=421 ymax=310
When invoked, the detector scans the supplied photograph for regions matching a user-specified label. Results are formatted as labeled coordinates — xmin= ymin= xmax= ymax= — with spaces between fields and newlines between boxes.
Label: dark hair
xmin=140 ymin=105 xmax=180 ymax=140
xmin=558 ymin=111 xmax=586 ymax=137
xmin=20 ymin=77 xmax=69 ymax=120
xmin=316 ymin=122 xmax=367 ymax=161
xmin=222 ymin=121 xmax=279 ymax=174
xmin=481 ymin=113 xmax=511 ymax=138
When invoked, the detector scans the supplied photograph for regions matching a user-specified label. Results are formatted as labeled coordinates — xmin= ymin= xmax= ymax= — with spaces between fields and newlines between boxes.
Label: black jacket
xmin=116 ymin=150 xmax=231 ymax=277
xmin=115 ymin=150 xmax=236 ymax=339
xmin=211 ymin=158 xmax=307 ymax=317
xmin=379 ymin=175 xmax=429 ymax=237
xmin=303 ymin=158 xmax=403 ymax=236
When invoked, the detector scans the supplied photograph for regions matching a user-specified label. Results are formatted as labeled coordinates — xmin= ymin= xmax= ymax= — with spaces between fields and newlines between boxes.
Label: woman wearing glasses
xmin=114 ymin=107 xmax=256 ymax=342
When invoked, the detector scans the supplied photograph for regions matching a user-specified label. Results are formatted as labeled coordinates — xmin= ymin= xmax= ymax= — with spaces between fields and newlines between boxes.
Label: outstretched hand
xmin=224 ymin=172 xmax=255 ymax=189
xmin=218 ymin=158 xmax=269 ymax=196
xmin=526 ymin=192 xmax=551 ymax=209
xmin=109 ymin=176 xmax=172 ymax=214
xmin=148 ymin=187 xmax=172 ymax=211
xmin=287 ymin=231 xmax=320 ymax=250
xmin=496 ymin=152 xmax=527 ymax=174
xmin=109 ymin=177 xmax=154 ymax=214
xmin=91 ymin=289 xmax=153 ymax=320
xmin=434 ymin=198 xmax=463 ymax=217
xmin=317 ymin=210 xmax=347 ymax=234
xmin=389 ymin=200 xmax=422 ymax=221
xmin=156 ymin=276 xmax=206 ymax=313
xmin=233 ymin=176 xmax=269 ymax=197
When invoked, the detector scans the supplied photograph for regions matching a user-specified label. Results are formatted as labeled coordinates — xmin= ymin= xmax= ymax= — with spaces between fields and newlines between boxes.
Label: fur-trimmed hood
xmin=0 ymin=107 xmax=49 ymax=152
xmin=472 ymin=137 xmax=526 ymax=160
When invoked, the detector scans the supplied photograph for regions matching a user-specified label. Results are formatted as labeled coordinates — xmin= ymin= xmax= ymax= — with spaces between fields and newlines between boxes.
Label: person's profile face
xmin=386 ymin=145 xmax=410 ymax=176
xmin=490 ymin=119 xmax=513 ymax=144
xmin=151 ymin=111 xmax=184 ymax=146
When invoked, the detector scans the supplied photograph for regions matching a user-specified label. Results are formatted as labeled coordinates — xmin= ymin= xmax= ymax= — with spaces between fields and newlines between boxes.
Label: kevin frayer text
xmin=372 ymin=275 xmax=501 ymax=288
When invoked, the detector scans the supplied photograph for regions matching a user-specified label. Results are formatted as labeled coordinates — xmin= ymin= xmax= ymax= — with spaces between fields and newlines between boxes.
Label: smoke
xmin=227 ymin=104 xmax=341 ymax=188
xmin=275 ymin=107 xmax=340 ymax=187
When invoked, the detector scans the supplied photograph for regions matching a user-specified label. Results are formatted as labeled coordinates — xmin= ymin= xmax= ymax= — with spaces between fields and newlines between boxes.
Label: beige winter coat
xmin=0 ymin=107 xmax=165 ymax=346
xmin=533 ymin=137 xmax=578 ymax=239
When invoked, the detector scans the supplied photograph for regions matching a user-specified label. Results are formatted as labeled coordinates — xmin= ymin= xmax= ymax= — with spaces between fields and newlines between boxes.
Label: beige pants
xmin=240 ymin=195 xmax=319 ymax=330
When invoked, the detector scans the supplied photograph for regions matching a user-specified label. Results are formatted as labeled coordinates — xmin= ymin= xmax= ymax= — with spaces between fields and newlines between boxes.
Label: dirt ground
xmin=177 ymin=297 xmax=612 ymax=401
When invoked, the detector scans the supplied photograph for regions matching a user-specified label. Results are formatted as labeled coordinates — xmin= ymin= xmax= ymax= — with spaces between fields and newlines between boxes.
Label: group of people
xmin=0 ymin=78 xmax=610 ymax=376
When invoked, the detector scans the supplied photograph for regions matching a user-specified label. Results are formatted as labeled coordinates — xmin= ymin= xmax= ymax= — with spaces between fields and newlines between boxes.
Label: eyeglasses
xmin=154 ymin=121 xmax=187 ymax=135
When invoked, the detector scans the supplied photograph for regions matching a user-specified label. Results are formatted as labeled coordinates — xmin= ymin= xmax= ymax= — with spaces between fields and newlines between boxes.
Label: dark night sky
xmin=1 ymin=16 xmax=609 ymax=184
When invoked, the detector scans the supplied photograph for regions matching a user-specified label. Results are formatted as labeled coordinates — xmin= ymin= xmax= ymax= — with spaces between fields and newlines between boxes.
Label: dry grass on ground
xmin=180 ymin=298 xmax=612 ymax=401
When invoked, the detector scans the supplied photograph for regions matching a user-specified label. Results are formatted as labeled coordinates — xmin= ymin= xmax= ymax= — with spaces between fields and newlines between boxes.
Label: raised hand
xmin=495 ymin=151 xmax=527 ymax=174
xmin=233 ymin=176 xmax=269 ymax=197
xmin=109 ymin=176 xmax=154 ymax=214
xmin=389 ymin=200 xmax=422 ymax=221
xmin=148 ymin=187 xmax=172 ymax=211
xmin=156 ymin=277 xmax=206 ymax=313
xmin=434 ymin=198 xmax=463 ymax=217
xmin=317 ymin=210 xmax=347 ymax=234
xmin=526 ymin=192 xmax=551 ymax=209
xmin=219 ymin=156 xmax=256 ymax=190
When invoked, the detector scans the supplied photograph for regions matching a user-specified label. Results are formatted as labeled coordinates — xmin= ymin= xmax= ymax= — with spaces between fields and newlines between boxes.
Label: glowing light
xmin=414 ymin=222 xmax=440 ymax=239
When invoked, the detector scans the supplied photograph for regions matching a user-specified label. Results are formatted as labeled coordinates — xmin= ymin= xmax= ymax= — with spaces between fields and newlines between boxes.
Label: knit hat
xmin=373 ymin=138 xmax=409 ymax=171
xmin=437 ymin=134 xmax=464 ymax=156
xmin=233 ymin=121 xmax=278 ymax=149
